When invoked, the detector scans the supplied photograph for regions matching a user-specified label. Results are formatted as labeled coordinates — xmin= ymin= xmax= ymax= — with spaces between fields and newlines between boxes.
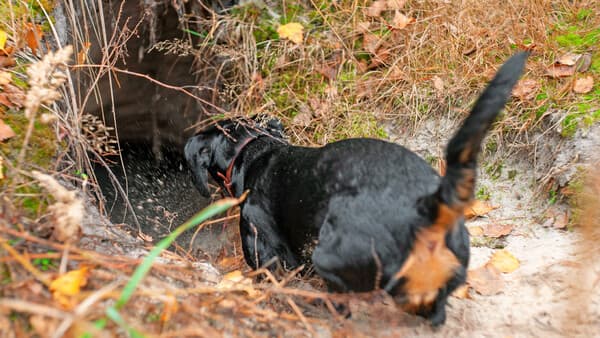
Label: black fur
xmin=184 ymin=52 xmax=528 ymax=326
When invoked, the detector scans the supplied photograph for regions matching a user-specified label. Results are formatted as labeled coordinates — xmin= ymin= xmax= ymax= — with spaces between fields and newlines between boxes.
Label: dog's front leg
xmin=239 ymin=202 xmax=300 ymax=271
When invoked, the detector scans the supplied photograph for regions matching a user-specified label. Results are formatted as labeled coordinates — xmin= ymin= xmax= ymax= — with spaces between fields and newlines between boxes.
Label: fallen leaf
xmin=277 ymin=22 xmax=304 ymax=45
xmin=467 ymin=225 xmax=484 ymax=236
xmin=512 ymin=79 xmax=540 ymax=100
xmin=77 ymin=41 xmax=91 ymax=64
xmin=467 ymin=264 xmax=504 ymax=295
xmin=1 ymin=83 xmax=25 ymax=107
xmin=160 ymin=295 xmax=179 ymax=323
xmin=464 ymin=200 xmax=498 ymax=219
xmin=553 ymin=211 xmax=569 ymax=229
xmin=0 ymin=71 xmax=11 ymax=86
xmin=0 ymin=30 xmax=7 ymax=52
xmin=391 ymin=11 xmax=414 ymax=29
xmin=217 ymin=270 xmax=258 ymax=297
xmin=50 ymin=267 xmax=89 ymax=308
xmin=576 ymin=53 xmax=592 ymax=72
xmin=573 ymin=76 xmax=594 ymax=94
xmin=386 ymin=0 xmax=407 ymax=10
xmin=432 ymin=76 xmax=444 ymax=93
xmin=483 ymin=223 xmax=513 ymax=238
xmin=546 ymin=63 xmax=576 ymax=78
xmin=363 ymin=33 xmax=382 ymax=54
xmin=489 ymin=249 xmax=519 ymax=273
xmin=451 ymin=284 xmax=470 ymax=299
xmin=557 ymin=52 xmax=582 ymax=66
xmin=25 ymin=23 xmax=43 ymax=55
xmin=0 ymin=119 xmax=16 ymax=141
xmin=366 ymin=0 xmax=387 ymax=17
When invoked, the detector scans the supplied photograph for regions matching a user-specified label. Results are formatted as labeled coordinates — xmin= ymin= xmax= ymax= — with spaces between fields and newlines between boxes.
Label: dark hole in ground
xmin=93 ymin=143 xmax=239 ymax=261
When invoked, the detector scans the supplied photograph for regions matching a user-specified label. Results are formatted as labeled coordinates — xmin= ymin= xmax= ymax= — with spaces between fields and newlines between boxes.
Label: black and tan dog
xmin=185 ymin=52 xmax=528 ymax=325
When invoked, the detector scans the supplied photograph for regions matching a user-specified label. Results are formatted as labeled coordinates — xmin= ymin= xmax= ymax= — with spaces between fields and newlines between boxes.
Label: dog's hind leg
xmin=239 ymin=202 xmax=300 ymax=270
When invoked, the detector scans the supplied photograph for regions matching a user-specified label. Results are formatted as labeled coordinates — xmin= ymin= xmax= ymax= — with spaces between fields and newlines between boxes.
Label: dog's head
xmin=184 ymin=115 xmax=285 ymax=197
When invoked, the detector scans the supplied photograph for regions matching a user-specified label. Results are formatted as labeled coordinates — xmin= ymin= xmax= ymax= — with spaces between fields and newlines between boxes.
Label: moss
xmin=476 ymin=186 xmax=491 ymax=201
xmin=485 ymin=162 xmax=503 ymax=180
xmin=561 ymin=103 xmax=600 ymax=138
xmin=0 ymin=111 xmax=57 ymax=217
xmin=330 ymin=113 xmax=388 ymax=141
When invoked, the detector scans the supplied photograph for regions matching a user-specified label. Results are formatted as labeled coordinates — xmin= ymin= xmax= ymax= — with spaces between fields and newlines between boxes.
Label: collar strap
xmin=217 ymin=136 xmax=257 ymax=197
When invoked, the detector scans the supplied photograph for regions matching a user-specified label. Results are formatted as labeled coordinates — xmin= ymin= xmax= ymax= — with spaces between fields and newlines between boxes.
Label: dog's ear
xmin=184 ymin=135 xmax=211 ymax=197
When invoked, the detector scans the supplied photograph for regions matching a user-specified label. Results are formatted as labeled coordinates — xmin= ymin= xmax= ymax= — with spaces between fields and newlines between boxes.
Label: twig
xmin=0 ymin=298 xmax=69 ymax=319
xmin=70 ymin=64 xmax=228 ymax=114
xmin=0 ymin=237 xmax=51 ymax=286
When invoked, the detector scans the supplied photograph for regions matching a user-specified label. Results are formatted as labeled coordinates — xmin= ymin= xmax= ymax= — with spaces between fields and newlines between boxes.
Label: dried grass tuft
xmin=31 ymin=170 xmax=83 ymax=243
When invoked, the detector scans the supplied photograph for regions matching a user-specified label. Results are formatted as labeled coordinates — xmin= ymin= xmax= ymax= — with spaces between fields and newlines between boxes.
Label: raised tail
xmin=437 ymin=52 xmax=528 ymax=215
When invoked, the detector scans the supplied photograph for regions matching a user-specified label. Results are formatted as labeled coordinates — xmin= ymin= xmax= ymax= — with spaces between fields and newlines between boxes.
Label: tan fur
xmin=393 ymin=204 xmax=462 ymax=312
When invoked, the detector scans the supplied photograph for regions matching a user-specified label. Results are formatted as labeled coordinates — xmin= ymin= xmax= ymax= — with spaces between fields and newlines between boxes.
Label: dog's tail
xmin=434 ymin=52 xmax=528 ymax=225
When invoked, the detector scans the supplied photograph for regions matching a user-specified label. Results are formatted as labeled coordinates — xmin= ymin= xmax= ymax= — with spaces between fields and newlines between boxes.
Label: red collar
xmin=217 ymin=136 xmax=257 ymax=197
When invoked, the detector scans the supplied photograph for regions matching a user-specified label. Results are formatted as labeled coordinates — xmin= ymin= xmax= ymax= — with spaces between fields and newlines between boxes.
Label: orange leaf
xmin=573 ymin=76 xmax=594 ymax=94
xmin=50 ymin=267 xmax=89 ymax=308
xmin=25 ymin=23 xmax=43 ymax=56
xmin=464 ymin=200 xmax=498 ymax=219
xmin=0 ymin=119 xmax=16 ymax=141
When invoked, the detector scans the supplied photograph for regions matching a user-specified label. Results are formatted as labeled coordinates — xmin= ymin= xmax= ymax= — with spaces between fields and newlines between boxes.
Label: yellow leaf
xmin=50 ymin=267 xmax=89 ymax=296
xmin=217 ymin=270 xmax=258 ymax=297
xmin=277 ymin=22 xmax=304 ymax=44
xmin=0 ymin=30 xmax=7 ymax=51
xmin=489 ymin=249 xmax=519 ymax=273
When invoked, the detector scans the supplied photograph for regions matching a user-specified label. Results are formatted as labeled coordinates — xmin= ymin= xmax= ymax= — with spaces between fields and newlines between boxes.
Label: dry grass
xmin=1 ymin=0 xmax=600 ymax=336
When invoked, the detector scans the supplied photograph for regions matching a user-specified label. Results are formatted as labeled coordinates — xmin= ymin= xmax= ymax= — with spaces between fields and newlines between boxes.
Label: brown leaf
xmin=25 ymin=23 xmax=43 ymax=55
xmin=467 ymin=264 xmax=504 ymax=295
xmin=553 ymin=211 xmax=569 ymax=229
xmin=489 ymin=249 xmax=520 ymax=273
xmin=557 ymin=52 xmax=582 ymax=66
xmin=451 ymin=284 xmax=470 ymax=299
xmin=512 ymin=79 xmax=540 ymax=100
xmin=576 ymin=53 xmax=592 ymax=72
xmin=0 ymin=55 xmax=16 ymax=68
xmin=483 ymin=223 xmax=513 ymax=238
xmin=391 ymin=11 xmax=414 ymax=30
xmin=2 ymin=83 xmax=25 ymax=107
xmin=365 ymin=0 xmax=387 ymax=17
xmin=546 ymin=63 xmax=576 ymax=78
xmin=464 ymin=200 xmax=498 ymax=219
xmin=467 ymin=225 xmax=484 ymax=236
xmin=573 ymin=76 xmax=594 ymax=94
xmin=0 ymin=119 xmax=16 ymax=141
xmin=0 ymin=71 xmax=11 ymax=86
xmin=432 ymin=76 xmax=444 ymax=93
xmin=363 ymin=33 xmax=382 ymax=54
xmin=386 ymin=0 xmax=407 ymax=10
